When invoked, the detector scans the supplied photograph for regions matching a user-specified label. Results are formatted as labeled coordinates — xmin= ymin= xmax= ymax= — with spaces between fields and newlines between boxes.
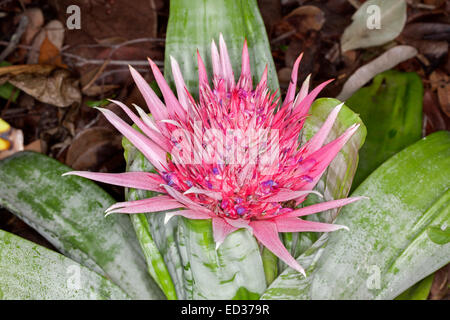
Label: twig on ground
xmin=61 ymin=37 xmax=165 ymax=52
xmin=270 ymin=30 xmax=296 ymax=45
xmin=405 ymin=0 xmax=436 ymax=10
xmin=0 ymin=42 xmax=163 ymax=68
xmin=0 ymin=15 xmax=29 ymax=61
xmin=62 ymin=52 xmax=163 ymax=67
xmin=82 ymin=59 xmax=110 ymax=92
xmin=97 ymin=67 xmax=148 ymax=82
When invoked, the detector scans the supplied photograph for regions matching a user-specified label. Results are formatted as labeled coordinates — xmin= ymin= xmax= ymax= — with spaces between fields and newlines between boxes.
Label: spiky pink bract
xmin=64 ymin=35 xmax=364 ymax=276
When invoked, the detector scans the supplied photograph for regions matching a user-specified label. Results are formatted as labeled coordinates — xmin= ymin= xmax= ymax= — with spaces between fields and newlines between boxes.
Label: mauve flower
xmin=65 ymin=35 xmax=364 ymax=276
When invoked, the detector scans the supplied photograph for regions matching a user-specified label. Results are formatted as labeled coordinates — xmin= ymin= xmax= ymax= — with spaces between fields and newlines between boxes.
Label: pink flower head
xmin=64 ymin=35 xmax=364 ymax=276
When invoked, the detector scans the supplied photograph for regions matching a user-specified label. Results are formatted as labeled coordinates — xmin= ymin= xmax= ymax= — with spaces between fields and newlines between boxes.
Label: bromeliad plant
xmin=0 ymin=0 xmax=448 ymax=300
xmin=64 ymin=36 xmax=364 ymax=277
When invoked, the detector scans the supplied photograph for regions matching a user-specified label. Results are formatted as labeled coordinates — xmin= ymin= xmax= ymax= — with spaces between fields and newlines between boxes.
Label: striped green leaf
xmin=262 ymin=131 xmax=450 ymax=299
xmin=0 ymin=151 xmax=164 ymax=299
xmin=164 ymin=0 xmax=279 ymax=94
xmin=0 ymin=228 xmax=128 ymax=300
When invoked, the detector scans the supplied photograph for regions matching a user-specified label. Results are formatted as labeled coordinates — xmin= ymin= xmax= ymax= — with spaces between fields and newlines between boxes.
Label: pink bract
xmin=64 ymin=35 xmax=364 ymax=276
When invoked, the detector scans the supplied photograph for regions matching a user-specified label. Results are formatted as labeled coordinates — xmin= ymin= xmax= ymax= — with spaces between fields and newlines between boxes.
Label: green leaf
xmin=0 ymin=61 xmax=20 ymax=102
xmin=346 ymin=70 xmax=423 ymax=190
xmin=0 ymin=228 xmax=128 ymax=300
xmin=395 ymin=274 xmax=434 ymax=300
xmin=149 ymin=80 xmax=163 ymax=98
xmin=0 ymin=82 xmax=19 ymax=102
xmin=263 ymin=131 xmax=450 ymax=299
xmin=262 ymin=248 xmax=278 ymax=286
xmin=341 ymin=0 xmax=407 ymax=52
xmin=164 ymin=0 xmax=279 ymax=95
xmin=85 ymin=97 xmax=114 ymax=108
xmin=0 ymin=151 xmax=164 ymax=299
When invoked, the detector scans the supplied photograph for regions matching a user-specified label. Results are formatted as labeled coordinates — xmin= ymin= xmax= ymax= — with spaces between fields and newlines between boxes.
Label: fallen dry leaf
xmin=27 ymin=20 xmax=64 ymax=64
xmin=437 ymin=86 xmax=450 ymax=117
xmin=284 ymin=5 xmax=325 ymax=34
xmin=423 ymin=90 xmax=449 ymax=135
xmin=277 ymin=67 xmax=293 ymax=89
xmin=1 ymin=67 xmax=81 ymax=107
xmin=24 ymin=139 xmax=42 ymax=153
xmin=405 ymin=39 xmax=448 ymax=67
xmin=341 ymin=0 xmax=407 ymax=52
xmin=51 ymin=0 xmax=159 ymax=78
xmin=337 ymin=45 xmax=418 ymax=101
xmin=402 ymin=22 xmax=450 ymax=41
xmin=400 ymin=22 xmax=449 ymax=68
xmin=19 ymin=8 xmax=44 ymax=45
xmin=38 ymin=36 xmax=66 ymax=68
xmin=0 ymin=64 xmax=55 ymax=77
xmin=65 ymin=126 xmax=123 ymax=172
xmin=429 ymin=264 xmax=449 ymax=300
xmin=430 ymin=70 xmax=450 ymax=117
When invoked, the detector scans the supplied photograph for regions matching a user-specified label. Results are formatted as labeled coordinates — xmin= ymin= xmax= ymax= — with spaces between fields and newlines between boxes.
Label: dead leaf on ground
xmin=19 ymin=8 xmax=44 ymax=43
xmin=284 ymin=5 xmax=325 ymax=34
xmin=65 ymin=126 xmax=123 ymax=172
xmin=0 ymin=63 xmax=55 ymax=77
xmin=1 ymin=67 xmax=81 ymax=107
xmin=337 ymin=45 xmax=418 ymax=101
xmin=402 ymin=22 xmax=450 ymax=41
xmin=38 ymin=36 xmax=66 ymax=68
xmin=51 ymin=0 xmax=160 ymax=78
xmin=24 ymin=139 xmax=42 ymax=153
xmin=277 ymin=67 xmax=293 ymax=89
xmin=341 ymin=0 xmax=407 ymax=52
xmin=423 ymin=90 xmax=449 ymax=135
xmin=27 ymin=20 xmax=65 ymax=65
xmin=400 ymin=22 xmax=449 ymax=68
xmin=429 ymin=264 xmax=449 ymax=300
xmin=429 ymin=70 xmax=450 ymax=117
xmin=403 ymin=39 xmax=448 ymax=68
